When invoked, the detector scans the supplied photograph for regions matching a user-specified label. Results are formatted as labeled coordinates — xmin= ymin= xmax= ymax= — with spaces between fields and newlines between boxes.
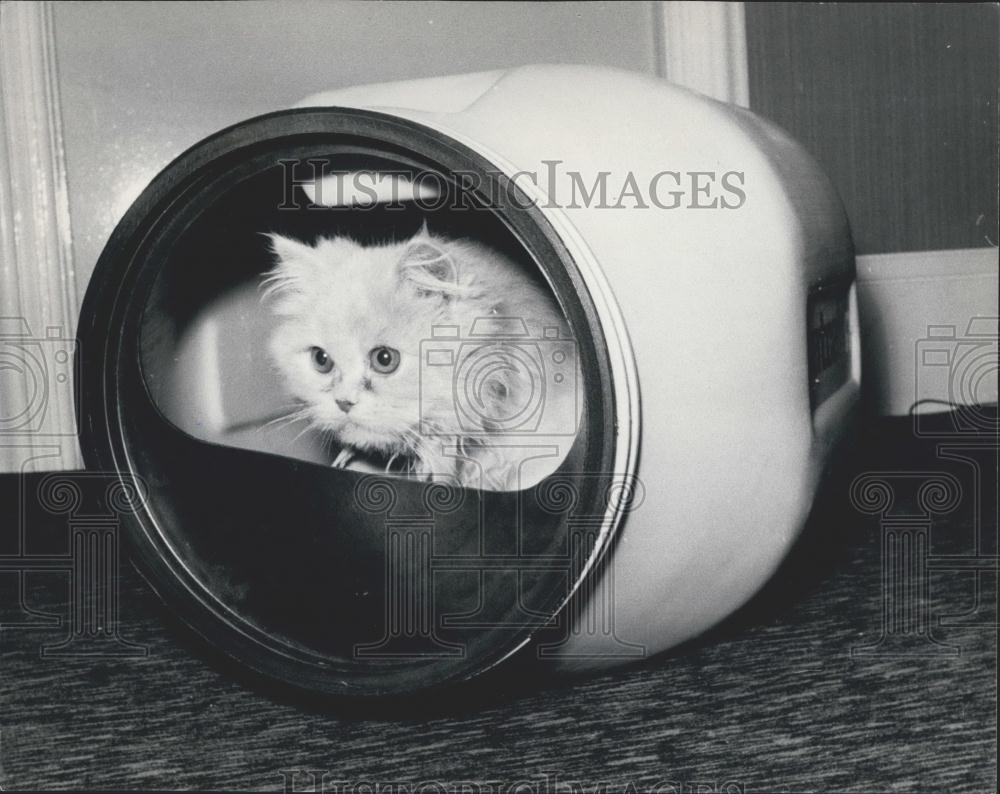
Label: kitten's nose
xmin=335 ymin=398 xmax=356 ymax=414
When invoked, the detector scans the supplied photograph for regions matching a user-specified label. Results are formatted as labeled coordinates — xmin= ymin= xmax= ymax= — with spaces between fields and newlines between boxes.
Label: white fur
xmin=261 ymin=226 xmax=578 ymax=490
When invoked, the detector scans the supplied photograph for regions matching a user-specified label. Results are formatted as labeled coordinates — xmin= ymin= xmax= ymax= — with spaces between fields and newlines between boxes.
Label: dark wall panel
xmin=746 ymin=2 xmax=998 ymax=254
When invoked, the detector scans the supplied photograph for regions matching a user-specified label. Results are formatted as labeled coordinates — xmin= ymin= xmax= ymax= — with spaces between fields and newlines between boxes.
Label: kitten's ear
xmin=398 ymin=236 xmax=463 ymax=298
xmin=266 ymin=233 xmax=317 ymax=266
xmin=260 ymin=233 xmax=316 ymax=301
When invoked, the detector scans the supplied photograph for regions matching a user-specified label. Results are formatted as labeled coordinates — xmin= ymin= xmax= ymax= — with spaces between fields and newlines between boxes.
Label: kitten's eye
xmin=370 ymin=345 xmax=401 ymax=375
xmin=310 ymin=346 xmax=334 ymax=374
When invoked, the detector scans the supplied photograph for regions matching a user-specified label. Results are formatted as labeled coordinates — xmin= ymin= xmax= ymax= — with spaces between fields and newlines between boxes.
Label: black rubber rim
xmin=75 ymin=107 xmax=619 ymax=698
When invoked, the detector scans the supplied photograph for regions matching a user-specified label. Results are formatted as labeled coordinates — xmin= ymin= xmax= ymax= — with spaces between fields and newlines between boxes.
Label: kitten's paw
xmin=332 ymin=447 xmax=355 ymax=469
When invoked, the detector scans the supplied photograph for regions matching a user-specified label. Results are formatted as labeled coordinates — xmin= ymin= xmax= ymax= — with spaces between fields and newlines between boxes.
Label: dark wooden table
xmin=1 ymin=415 xmax=995 ymax=792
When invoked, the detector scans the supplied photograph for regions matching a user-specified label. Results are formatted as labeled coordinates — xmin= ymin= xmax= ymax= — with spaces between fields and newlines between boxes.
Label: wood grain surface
xmin=0 ymin=416 xmax=996 ymax=791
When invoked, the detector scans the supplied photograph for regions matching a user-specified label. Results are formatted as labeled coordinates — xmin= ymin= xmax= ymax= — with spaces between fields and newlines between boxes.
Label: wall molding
xmin=655 ymin=1 xmax=750 ymax=107
xmin=856 ymin=247 xmax=999 ymax=416
xmin=0 ymin=1 xmax=82 ymax=471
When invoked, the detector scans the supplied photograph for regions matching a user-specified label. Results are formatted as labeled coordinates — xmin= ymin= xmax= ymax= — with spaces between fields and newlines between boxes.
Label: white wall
xmin=0 ymin=0 xmax=660 ymax=474
xmin=52 ymin=0 xmax=660 ymax=303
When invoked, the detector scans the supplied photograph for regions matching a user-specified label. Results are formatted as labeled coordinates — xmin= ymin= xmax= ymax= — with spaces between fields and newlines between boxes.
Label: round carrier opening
xmin=77 ymin=109 xmax=622 ymax=697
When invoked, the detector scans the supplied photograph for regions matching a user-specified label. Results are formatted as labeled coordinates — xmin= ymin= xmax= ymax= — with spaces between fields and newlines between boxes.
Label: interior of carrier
xmin=138 ymin=156 xmax=582 ymax=489
xmin=96 ymin=135 xmax=614 ymax=684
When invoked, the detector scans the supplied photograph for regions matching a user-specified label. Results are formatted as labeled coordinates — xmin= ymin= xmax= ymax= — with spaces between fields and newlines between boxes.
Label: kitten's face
xmin=264 ymin=234 xmax=452 ymax=455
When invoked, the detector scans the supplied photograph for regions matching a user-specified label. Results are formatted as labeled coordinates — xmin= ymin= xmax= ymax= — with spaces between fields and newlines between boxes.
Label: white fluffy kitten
xmin=262 ymin=226 xmax=578 ymax=490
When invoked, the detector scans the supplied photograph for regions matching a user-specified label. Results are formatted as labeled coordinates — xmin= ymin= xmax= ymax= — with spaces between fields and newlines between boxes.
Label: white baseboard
xmin=856 ymin=248 xmax=999 ymax=416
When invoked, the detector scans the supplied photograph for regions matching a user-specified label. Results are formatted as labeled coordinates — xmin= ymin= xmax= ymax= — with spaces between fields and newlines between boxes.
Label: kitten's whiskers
xmin=259 ymin=405 xmax=312 ymax=432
